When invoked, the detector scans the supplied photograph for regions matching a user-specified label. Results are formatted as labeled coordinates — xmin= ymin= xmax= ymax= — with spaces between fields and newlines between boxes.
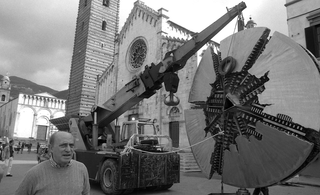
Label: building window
xmin=102 ymin=21 xmax=107 ymax=31
xmin=129 ymin=39 xmax=147 ymax=70
xmin=1 ymin=95 xmax=5 ymax=101
xmin=84 ymin=0 xmax=87 ymax=6
xmin=169 ymin=107 xmax=180 ymax=117
xmin=102 ymin=0 xmax=109 ymax=7
xmin=305 ymin=24 xmax=320 ymax=58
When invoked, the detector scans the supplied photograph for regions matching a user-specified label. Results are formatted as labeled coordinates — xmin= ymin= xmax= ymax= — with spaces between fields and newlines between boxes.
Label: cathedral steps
xmin=179 ymin=152 xmax=201 ymax=172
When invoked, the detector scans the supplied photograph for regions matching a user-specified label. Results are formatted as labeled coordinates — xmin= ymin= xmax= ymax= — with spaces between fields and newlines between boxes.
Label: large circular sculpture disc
xmin=186 ymin=27 xmax=320 ymax=188
xmin=185 ymin=109 xmax=215 ymax=179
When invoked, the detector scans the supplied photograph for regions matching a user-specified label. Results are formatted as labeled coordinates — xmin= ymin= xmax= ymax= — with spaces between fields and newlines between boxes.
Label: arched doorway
xmin=36 ymin=117 xmax=49 ymax=140
xmin=17 ymin=107 xmax=34 ymax=138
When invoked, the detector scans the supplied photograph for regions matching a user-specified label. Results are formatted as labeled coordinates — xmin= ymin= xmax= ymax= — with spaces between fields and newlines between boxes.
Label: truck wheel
xmin=100 ymin=159 xmax=124 ymax=195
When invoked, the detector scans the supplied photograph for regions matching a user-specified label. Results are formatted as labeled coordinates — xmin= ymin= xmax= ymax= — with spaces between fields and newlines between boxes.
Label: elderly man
xmin=15 ymin=131 xmax=90 ymax=195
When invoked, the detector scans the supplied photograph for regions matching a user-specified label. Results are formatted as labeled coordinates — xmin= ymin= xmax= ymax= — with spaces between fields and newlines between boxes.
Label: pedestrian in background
xmin=2 ymin=139 xmax=14 ymax=177
xmin=37 ymin=142 xmax=40 ymax=154
xmin=0 ymin=164 xmax=4 ymax=182
xmin=27 ymin=143 xmax=32 ymax=154
xmin=0 ymin=137 xmax=4 ymax=181
xmin=2 ymin=136 xmax=9 ymax=150
xmin=20 ymin=142 xmax=25 ymax=154
xmin=0 ymin=142 xmax=3 ymax=161
xmin=15 ymin=131 xmax=90 ymax=195
xmin=16 ymin=141 xmax=21 ymax=154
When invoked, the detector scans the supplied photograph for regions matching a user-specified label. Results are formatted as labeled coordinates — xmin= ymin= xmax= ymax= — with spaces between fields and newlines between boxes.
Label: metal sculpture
xmin=187 ymin=27 xmax=320 ymax=189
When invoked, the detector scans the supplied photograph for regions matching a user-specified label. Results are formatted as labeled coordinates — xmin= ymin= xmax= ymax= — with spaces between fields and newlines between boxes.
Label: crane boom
xmin=91 ymin=2 xmax=247 ymax=128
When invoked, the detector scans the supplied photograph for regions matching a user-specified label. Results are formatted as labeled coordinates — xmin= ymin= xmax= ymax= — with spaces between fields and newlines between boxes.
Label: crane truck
xmin=50 ymin=2 xmax=247 ymax=194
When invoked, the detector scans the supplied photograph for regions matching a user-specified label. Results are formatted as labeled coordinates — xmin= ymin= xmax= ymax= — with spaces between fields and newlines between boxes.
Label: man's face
xmin=50 ymin=132 xmax=74 ymax=166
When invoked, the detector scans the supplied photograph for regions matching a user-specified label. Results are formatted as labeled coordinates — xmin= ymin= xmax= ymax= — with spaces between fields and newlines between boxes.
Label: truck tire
xmin=100 ymin=159 xmax=124 ymax=195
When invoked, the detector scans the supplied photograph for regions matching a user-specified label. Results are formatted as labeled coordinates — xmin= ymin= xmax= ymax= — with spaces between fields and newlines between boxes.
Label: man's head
xmin=49 ymin=131 xmax=75 ymax=167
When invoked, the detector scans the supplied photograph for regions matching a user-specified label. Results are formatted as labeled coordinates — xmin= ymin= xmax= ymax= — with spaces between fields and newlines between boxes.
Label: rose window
xmin=129 ymin=39 xmax=147 ymax=69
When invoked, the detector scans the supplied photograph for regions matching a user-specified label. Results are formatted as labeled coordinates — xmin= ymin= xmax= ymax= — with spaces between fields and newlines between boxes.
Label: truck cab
xmin=120 ymin=118 xmax=157 ymax=142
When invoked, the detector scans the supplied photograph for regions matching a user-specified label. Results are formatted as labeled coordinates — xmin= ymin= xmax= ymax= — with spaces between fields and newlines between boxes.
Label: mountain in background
xmin=0 ymin=74 xmax=68 ymax=100
xmin=53 ymin=89 xmax=68 ymax=99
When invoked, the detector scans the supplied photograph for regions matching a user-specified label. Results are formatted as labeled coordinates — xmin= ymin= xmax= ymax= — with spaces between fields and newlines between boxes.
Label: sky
xmin=0 ymin=0 xmax=288 ymax=91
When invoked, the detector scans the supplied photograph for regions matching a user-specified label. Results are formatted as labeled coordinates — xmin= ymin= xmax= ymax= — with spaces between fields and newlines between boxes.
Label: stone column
xmin=13 ymin=111 xmax=20 ymax=136
xmin=30 ymin=113 xmax=37 ymax=138
xmin=48 ymin=115 xmax=54 ymax=139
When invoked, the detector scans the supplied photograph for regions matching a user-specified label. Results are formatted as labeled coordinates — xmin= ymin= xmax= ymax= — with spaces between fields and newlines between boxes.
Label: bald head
xmin=49 ymin=131 xmax=74 ymax=147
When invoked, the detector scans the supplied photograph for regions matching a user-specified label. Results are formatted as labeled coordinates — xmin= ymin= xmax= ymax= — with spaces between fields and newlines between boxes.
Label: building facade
xmin=285 ymin=0 xmax=320 ymax=60
xmin=95 ymin=1 xmax=202 ymax=148
xmin=0 ymin=88 xmax=66 ymax=140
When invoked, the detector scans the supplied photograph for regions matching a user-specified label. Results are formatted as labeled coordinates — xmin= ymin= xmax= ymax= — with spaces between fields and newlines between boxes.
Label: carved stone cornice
xmin=119 ymin=1 xmax=159 ymax=44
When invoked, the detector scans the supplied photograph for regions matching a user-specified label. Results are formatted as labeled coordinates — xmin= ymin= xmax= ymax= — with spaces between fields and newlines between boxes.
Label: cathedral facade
xmin=67 ymin=0 xmax=205 ymax=148
xmin=101 ymin=1 xmax=199 ymax=148
xmin=0 ymin=76 xmax=66 ymax=140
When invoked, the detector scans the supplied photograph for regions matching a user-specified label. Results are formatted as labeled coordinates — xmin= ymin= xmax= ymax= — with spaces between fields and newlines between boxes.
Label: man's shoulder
xmin=72 ymin=160 xmax=85 ymax=167
xmin=72 ymin=160 xmax=88 ymax=170
xmin=29 ymin=161 xmax=51 ymax=172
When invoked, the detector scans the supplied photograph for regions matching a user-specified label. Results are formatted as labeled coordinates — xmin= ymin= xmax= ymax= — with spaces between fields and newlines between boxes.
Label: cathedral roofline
xmin=22 ymin=93 xmax=66 ymax=101
xmin=162 ymin=22 xmax=220 ymax=48
xmin=119 ymin=1 xmax=220 ymax=47
xmin=166 ymin=20 xmax=196 ymax=37
xmin=34 ymin=92 xmax=57 ymax=98
xmin=162 ymin=35 xmax=187 ymax=43
xmin=119 ymin=0 xmax=159 ymax=43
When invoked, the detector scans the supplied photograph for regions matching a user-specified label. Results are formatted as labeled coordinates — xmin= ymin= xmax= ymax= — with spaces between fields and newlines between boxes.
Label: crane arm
xmin=91 ymin=2 xmax=247 ymax=128
xmin=160 ymin=2 xmax=246 ymax=73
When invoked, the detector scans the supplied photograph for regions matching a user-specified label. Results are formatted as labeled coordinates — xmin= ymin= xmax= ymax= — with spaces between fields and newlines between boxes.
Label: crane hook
xmin=164 ymin=92 xmax=180 ymax=106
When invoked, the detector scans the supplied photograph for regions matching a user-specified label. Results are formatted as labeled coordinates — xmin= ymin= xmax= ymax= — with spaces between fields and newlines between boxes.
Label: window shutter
xmin=305 ymin=26 xmax=318 ymax=57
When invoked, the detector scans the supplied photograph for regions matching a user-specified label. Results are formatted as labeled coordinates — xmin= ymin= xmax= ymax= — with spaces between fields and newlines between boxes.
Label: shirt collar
xmin=49 ymin=156 xmax=72 ymax=168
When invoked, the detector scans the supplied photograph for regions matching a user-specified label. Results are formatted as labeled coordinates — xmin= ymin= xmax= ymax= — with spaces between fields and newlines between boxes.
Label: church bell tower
xmin=66 ymin=0 xmax=120 ymax=116
xmin=0 ymin=74 xmax=11 ymax=107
